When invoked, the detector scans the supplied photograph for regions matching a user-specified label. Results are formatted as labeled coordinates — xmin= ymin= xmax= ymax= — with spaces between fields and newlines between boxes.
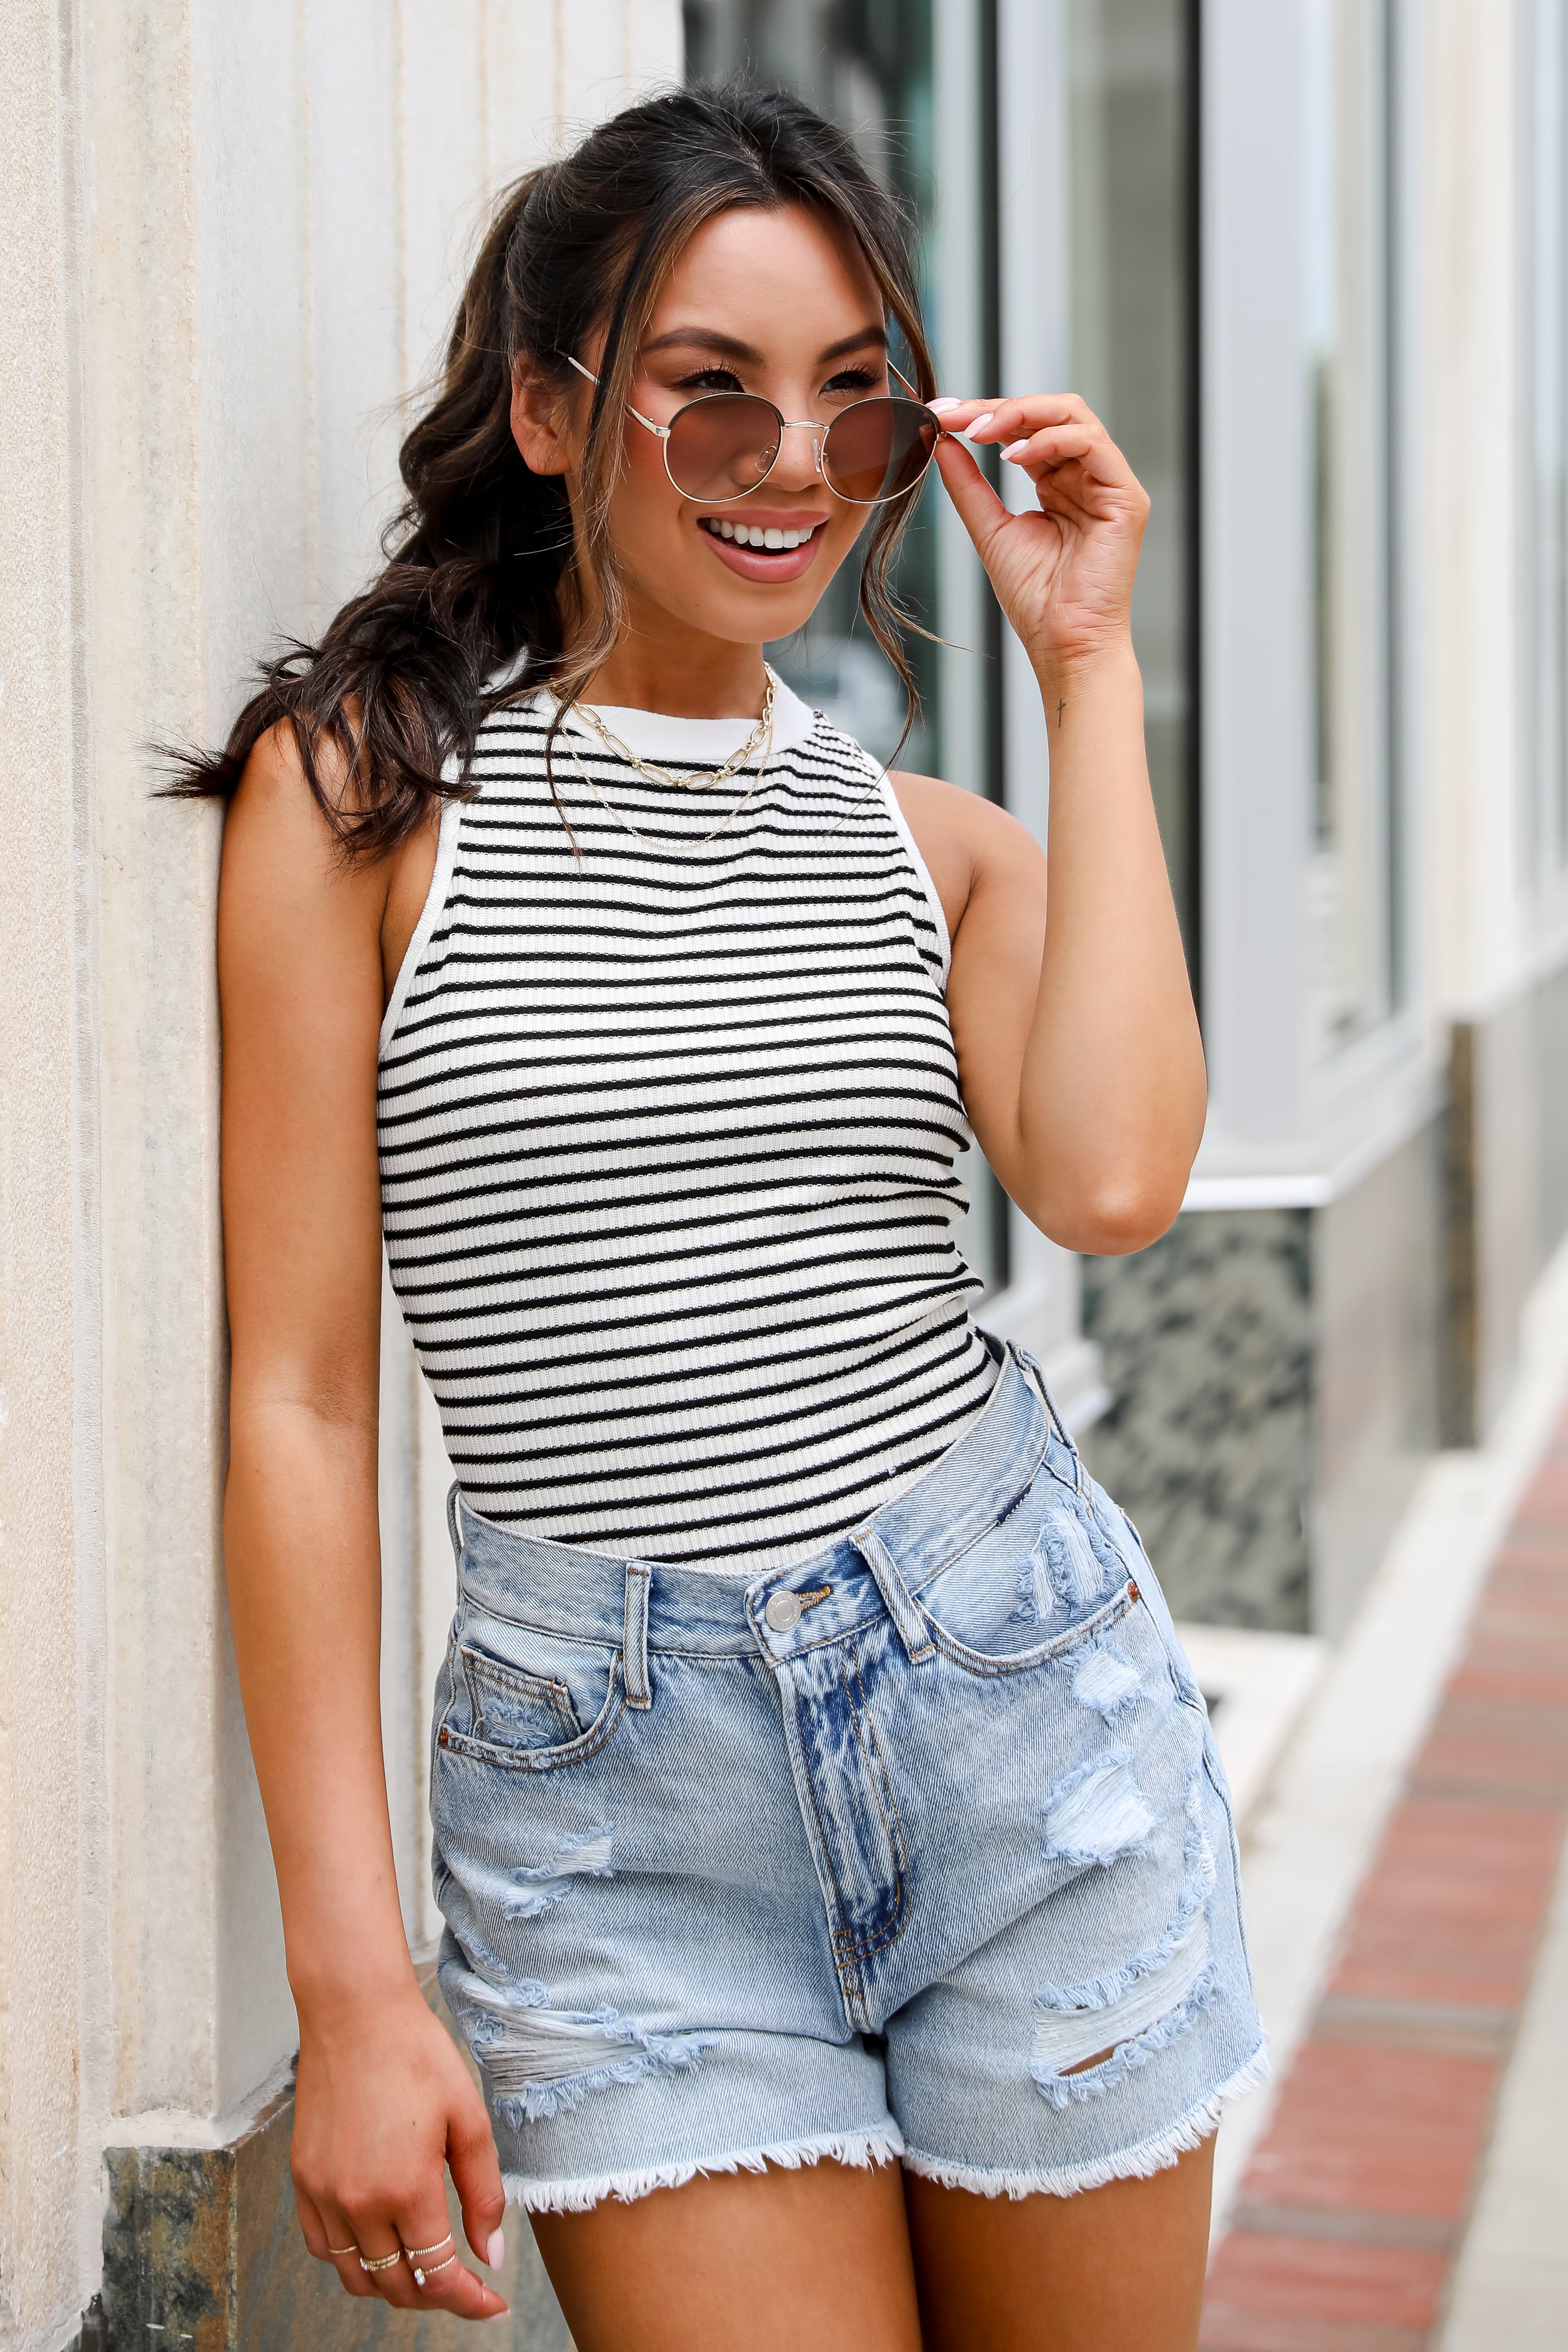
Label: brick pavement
xmin=1201 ymin=1409 xmax=1568 ymax=2351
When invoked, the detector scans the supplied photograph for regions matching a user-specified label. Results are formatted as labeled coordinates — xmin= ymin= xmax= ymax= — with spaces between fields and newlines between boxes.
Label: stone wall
xmin=1082 ymin=1115 xmax=1445 ymax=1638
xmin=0 ymin=8 xmax=680 ymax=2347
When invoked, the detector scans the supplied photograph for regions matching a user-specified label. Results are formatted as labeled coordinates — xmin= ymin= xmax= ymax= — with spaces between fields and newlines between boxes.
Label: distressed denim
xmin=431 ymin=1335 xmax=1268 ymax=2212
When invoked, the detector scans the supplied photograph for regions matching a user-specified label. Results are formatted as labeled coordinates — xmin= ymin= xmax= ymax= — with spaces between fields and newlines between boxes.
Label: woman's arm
xmin=219 ymin=729 xmax=507 ymax=2322
xmin=898 ymin=397 xmax=1204 ymax=1256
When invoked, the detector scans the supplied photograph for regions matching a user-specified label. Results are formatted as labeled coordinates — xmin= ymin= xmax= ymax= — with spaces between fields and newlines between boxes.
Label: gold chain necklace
xmin=553 ymin=681 xmax=778 ymax=848
xmin=565 ymin=669 xmax=777 ymax=793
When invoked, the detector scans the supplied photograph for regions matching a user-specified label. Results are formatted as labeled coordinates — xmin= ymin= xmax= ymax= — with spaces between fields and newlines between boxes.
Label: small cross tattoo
xmin=1056 ymin=698 xmax=1066 ymax=730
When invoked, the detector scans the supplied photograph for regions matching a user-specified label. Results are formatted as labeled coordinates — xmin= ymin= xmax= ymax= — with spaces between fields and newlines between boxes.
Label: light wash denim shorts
xmin=431 ymin=1335 xmax=1268 ymax=2213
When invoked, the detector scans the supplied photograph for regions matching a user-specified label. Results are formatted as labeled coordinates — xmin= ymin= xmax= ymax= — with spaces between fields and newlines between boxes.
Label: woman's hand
xmin=291 ymin=1982 xmax=510 ymax=2322
xmin=929 ymin=395 xmax=1149 ymax=676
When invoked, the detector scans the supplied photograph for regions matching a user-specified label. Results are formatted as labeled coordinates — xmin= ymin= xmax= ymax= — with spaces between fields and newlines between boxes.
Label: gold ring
xmin=404 ymin=2232 xmax=454 ymax=2258
xmin=412 ymin=2251 xmax=459 ymax=2287
xmin=325 ymin=2245 xmax=359 ymax=2258
xmin=358 ymin=2248 xmax=404 ymax=2274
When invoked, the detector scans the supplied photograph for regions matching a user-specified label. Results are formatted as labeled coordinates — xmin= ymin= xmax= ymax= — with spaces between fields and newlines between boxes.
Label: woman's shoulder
xmin=883 ymin=767 xmax=1045 ymax=948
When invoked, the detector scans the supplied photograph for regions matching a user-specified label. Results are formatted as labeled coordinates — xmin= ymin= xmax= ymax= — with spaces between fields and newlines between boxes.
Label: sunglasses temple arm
xmin=561 ymin=352 xmax=668 ymax=440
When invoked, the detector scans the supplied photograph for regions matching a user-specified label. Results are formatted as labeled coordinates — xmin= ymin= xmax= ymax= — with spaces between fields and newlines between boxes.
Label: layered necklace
xmin=557 ymin=668 xmax=778 ymax=846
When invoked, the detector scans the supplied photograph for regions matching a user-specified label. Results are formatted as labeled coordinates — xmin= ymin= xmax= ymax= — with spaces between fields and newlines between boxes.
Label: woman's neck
xmin=578 ymin=629 xmax=769 ymax=722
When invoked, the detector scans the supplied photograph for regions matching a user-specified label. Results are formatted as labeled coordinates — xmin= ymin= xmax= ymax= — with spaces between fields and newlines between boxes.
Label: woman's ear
xmin=511 ymin=359 xmax=572 ymax=475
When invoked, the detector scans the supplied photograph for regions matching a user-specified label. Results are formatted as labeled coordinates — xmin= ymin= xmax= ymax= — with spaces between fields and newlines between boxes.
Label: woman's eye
xmin=676 ymin=368 xmax=745 ymax=393
xmin=823 ymin=368 xmax=882 ymax=397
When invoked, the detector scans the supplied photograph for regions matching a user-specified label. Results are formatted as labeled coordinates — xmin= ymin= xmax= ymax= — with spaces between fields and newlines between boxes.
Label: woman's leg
xmin=529 ymin=2157 xmax=924 ymax=2352
xmin=905 ymin=2136 xmax=1215 ymax=2352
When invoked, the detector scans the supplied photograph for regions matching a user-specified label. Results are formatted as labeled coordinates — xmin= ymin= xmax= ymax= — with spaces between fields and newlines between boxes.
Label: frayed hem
xmin=503 ymin=2124 xmax=907 ymax=2215
xmin=901 ymin=2041 xmax=1273 ymax=2202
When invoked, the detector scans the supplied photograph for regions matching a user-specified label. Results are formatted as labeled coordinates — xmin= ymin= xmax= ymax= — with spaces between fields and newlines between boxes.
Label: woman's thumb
xmin=448 ymin=2099 xmax=508 ymax=2265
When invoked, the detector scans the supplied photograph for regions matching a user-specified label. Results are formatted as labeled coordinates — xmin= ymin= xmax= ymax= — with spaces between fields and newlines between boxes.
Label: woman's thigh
xmin=527 ymin=2139 xmax=1213 ymax=2352
xmin=528 ymin=2157 xmax=923 ymax=2352
xmin=905 ymin=2137 xmax=1215 ymax=2352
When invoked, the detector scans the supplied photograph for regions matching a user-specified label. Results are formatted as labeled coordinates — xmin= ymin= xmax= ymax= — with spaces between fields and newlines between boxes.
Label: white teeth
xmin=706 ymin=519 xmax=817 ymax=550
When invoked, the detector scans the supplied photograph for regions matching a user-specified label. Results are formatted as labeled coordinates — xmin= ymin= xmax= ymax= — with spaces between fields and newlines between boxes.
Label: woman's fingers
xmin=930 ymin=393 xmax=1090 ymax=436
xmin=448 ymin=2086 xmax=510 ymax=2268
xmin=296 ymin=2187 xmax=377 ymax=2298
xmin=931 ymin=394 xmax=1139 ymax=490
xmin=328 ymin=2201 xmax=508 ymax=2319
xmin=931 ymin=435 xmax=1016 ymax=563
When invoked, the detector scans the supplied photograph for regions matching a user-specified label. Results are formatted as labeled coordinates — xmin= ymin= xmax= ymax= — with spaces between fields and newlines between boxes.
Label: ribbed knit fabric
xmin=377 ymin=675 xmax=1000 ymax=1573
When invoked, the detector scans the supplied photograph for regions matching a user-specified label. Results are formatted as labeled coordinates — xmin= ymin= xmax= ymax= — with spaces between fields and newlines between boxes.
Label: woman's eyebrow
xmin=641 ymin=327 xmax=766 ymax=362
xmin=638 ymin=324 xmax=890 ymax=365
xmin=816 ymin=326 xmax=888 ymax=362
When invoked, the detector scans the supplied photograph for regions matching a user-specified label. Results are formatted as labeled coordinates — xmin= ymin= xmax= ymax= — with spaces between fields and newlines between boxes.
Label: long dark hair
xmin=166 ymin=81 xmax=936 ymax=858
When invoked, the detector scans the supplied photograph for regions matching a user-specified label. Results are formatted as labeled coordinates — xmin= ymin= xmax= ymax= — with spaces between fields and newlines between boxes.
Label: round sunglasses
xmin=563 ymin=353 xmax=943 ymax=508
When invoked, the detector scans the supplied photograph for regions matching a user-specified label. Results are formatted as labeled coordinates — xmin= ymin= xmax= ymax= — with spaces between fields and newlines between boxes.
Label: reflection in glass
xmin=1303 ymin=0 xmax=1400 ymax=1054
xmin=1532 ymin=0 xmax=1568 ymax=884
xmin=682 ymin=2 xmax=1012 ymax=1297
xmin=684 ymin=0 xmax=941 ymax=776
xmin=1065 ymin=0 xmax=1198 ymax=973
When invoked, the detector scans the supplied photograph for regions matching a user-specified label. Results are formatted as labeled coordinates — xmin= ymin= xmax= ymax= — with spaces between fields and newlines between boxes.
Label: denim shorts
xmin=431 ymin=1336 xmax=1268 ymax=2213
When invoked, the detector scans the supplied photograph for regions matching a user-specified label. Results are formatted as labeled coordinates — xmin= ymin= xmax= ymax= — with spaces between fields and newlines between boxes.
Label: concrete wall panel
xmin=0 ymin=5 xmax=681 ymax=2342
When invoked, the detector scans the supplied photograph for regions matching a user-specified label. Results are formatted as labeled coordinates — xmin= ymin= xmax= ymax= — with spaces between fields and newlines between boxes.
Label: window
xmin=683 ymin=0 xmax=1012 ymax=1292
xmin=1063 ymin=0 xmax=1199 ymax=971
xmin=1531 ymin=0 xmax=1568 ymax=887
xmin=1304 ymin=0 xmax=1402 ymax=1053
xmin=683 ymin=0 xmax=944 ymax=777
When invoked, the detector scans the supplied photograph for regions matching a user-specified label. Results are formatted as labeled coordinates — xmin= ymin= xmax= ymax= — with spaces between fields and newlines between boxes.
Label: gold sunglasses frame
xmin=561 ymin=353 xmax=944 ymax=508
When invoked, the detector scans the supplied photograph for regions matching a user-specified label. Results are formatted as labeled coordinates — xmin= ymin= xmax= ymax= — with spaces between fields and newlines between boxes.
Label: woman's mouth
xmin=697 ymin=514 xmax=829 ymax=582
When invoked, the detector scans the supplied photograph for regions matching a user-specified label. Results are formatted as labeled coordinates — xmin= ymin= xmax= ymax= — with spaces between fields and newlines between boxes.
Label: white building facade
xmin=1 ymin=3 xmax=1562 ymax=2345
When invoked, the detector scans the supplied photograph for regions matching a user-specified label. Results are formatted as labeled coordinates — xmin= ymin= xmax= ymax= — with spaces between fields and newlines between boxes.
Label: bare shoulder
xmin=885 ymin=767 xmax=1046 ymax=940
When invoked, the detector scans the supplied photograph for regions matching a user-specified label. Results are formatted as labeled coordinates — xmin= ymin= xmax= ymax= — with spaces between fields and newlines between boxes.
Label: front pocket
xmin=437 ymin=1603 xmax=624 ymax=1771
xmin=915 ymin=1576 xmax=1137 ymax=1679
xmin=462 ymin=1647 xmax=582 ymax=1748
xmin=911 ymin=1473 xmax=1135 ymax=1673
xmin=438 ymin=1653 xmax=626 ymax=1772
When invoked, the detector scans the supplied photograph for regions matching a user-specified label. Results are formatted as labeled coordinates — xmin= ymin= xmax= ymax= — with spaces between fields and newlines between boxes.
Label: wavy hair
xmin=165 ymin=80 xmax=936 ymax=856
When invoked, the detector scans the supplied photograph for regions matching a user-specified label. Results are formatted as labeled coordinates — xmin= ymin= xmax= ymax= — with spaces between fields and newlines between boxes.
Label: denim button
xmin=765 ymin=1590 xmax=802 ymax=1632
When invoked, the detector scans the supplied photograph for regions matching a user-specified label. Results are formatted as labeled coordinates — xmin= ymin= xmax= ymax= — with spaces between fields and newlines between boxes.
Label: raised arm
xmin=218 ymin=730 xmax=508 ymax=2322
xmin=903 ymin=396 xmax=1205 ymax=1255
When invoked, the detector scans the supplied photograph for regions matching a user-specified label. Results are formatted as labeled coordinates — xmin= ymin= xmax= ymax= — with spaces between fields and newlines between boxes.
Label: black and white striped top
xmin=377 ymin=675 xmax=1000 ymax=1573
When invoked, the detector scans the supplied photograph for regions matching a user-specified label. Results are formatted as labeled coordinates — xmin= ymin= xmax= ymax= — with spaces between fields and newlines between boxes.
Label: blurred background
xmin=3 ymin=2 xmax=1565 ymax=2346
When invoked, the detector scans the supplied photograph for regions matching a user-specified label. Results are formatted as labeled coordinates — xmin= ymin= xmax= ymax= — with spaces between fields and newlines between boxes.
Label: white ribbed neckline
xmin=525 ymin=672 xmax=820 ymax=765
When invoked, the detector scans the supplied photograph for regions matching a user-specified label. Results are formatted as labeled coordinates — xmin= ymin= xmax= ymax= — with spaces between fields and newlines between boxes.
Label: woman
xmin=195 ymin=81 xmax=1264 ymax=2349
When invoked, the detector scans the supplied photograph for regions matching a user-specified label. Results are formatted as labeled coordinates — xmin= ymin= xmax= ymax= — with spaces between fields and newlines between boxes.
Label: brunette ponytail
xmin=165 ymin=82 xmax=936 ymax=856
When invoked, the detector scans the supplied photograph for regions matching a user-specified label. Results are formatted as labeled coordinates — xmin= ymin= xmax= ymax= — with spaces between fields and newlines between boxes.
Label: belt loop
xmin=1014 ymin=1344 xmax=1088 ymax=1498
xmin=446 ymin=1481 xmax=465 ymax=1563
xmin=853 ymin=1524 xmax=935 ymax=1664
xmin=622 ymin=1561 xmax=652 ymax=1709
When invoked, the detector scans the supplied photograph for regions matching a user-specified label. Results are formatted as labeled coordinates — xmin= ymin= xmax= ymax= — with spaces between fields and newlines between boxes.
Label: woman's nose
xmin=769 ymin=421 xmax=825 ymax=490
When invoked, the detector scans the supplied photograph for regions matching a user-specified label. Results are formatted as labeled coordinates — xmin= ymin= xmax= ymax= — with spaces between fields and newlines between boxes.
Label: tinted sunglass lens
xmin=823 ymin=399 xmax=939 ymax=504
xmin=665 ymin=395 xmax=782 ymax=500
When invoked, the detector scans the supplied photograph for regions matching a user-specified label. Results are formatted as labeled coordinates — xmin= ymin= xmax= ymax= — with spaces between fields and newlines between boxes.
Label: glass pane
xmin=1066 ymin=0 xmax=1198 ymax=969
xmin=683 ymin=0 xmax=941 ymax=774
xmin=1533 ymin=0 xmax=1568 ymax=881
xmin=1304 ymin=0 xmax=1399 ymax=1053
xmin=683 ymin=0 xmax=1011 ymax=1298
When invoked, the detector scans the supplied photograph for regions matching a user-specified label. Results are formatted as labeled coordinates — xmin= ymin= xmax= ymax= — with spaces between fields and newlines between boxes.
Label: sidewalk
xmin=1199 ymin=1403 xmax=1568 ymax=2349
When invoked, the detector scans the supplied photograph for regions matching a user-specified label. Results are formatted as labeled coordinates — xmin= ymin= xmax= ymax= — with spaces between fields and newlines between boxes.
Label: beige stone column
xmin=0 ymin=5 xmax=680 ymax=2343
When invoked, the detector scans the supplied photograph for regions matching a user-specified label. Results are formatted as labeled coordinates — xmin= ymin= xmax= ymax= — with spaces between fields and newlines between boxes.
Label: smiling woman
xmin=164 ymin=78 xmax=1255 ymax=2352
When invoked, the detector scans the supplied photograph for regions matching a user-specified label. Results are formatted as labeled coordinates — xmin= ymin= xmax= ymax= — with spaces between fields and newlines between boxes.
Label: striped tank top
xmin=377 ymin=673 xmax=1001 ymax=1573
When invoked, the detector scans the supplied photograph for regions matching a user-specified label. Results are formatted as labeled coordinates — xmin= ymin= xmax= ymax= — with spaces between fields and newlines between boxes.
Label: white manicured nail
xmin=963 ymin=412 xmax=995 ymax=438
xmin=486 ymin=2227 xmax=506 ymax=2267
xmin=1002 ymin=439 xmax=1032 ymax=459
xmin=927 ymin=397 xmax=963 ymax=412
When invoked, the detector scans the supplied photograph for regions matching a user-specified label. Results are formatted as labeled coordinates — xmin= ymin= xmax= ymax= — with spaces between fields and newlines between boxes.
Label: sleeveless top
xmin=377 ymin=674 xmax=1001 ymax=1574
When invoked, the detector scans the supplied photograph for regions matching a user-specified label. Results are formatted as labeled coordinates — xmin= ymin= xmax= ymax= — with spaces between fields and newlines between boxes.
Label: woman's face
xmin=533 ymin=203 xmax=896 ymax=652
